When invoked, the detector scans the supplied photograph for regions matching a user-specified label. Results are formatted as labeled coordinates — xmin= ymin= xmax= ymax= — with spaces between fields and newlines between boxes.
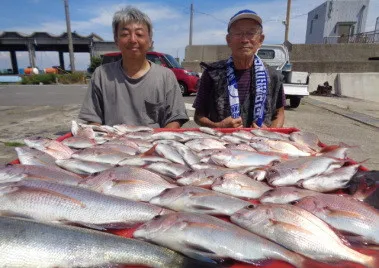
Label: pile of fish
xmin=1 ymin=120 xmax=378 ymax=268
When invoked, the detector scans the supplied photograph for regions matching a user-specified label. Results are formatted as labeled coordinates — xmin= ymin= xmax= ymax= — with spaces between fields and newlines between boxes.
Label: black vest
xmin=200 ymin=59 xmax=283 ymax=127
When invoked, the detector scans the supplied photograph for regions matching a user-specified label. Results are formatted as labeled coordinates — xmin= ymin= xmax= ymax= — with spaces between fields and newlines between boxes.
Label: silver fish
xmin=199 ymin=127 xmax=224 ymax=137
xmin=176 ymin=146 xmax=201 ymax=167
xmin=231 ymin=130 xmax=255 ymax=141
xmin=82 ymin=166 xmax=177 ymax=202
xmin=61 ymin=136 xmax=101 ymax=149
xmin=185 ymin=138 xmax=226 ymax=152
xmin=24 ymin=137 xmax=73 ymax=160
xmin=71 ymin=148 xmax=131 ymax=165
xmin=15 ymin=147 xmax=56 ymax=166
xmin=266 ymin=156 xmax=345 ymax=186
xmin=290 ymin=131 xmax=320 ymax=152
xmin=212 ymin=173 xmax=272 ymax=199
xmin=295 ymin=194 xmax=379 ymax=245
xmin=0 ymin=216 xmax=199 ymax=268
xmin=134 ymin=212 xmax=308 ymax=267
xmin=155 ymin=144 xmax=186 ymax=165
xmin=251 ymin=129 xmax=290 ymax=141
xmin=150 ymin=186 xmax=251 ymax=215
xmin=252 ymin=139 xmax=311 ymax=157
xmin=113 ymin=124 xmax=153 ymax=134
xmin=55 ymin=159 xmax=112 ymax=175
xmin=151 ymin=132 xmax=189 ymax=142
xmin=211 ymin=150 xmax=280 ymax=168
xmin=259 ymin=186 xmax=323 ymax=204
xmin=176 ymin=169 xmax=228 ymax=186
xmin=247 ymin=169 xmax=267 ymax=181
xmin=118 ymin=156 xmax=172 ymax=167
xmin=221 ymin=135 xmax=247 ymax=144
xmin=0 ymin=179 xmax=172 ymax=229
xmin=146 ymin=162 xmax=191 ymax=179
xmin=0 ymin=164 xmax=82 ymax=185
xmin=231 ymin=203 xmax=376 ymax=267
xmin=298 ymin=164 xmax=359 ymax=192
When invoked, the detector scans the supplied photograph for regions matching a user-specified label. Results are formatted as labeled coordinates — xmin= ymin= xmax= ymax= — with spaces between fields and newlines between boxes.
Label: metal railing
xmin=323 ymin=30 xmax=379 ymax=44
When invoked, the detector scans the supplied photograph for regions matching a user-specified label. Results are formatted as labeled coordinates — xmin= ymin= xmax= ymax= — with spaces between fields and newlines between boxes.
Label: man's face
xmin=115 ymin=22 xmax=152 ymax=59
xmin=226 ymin=19 xmax=265 ymax=59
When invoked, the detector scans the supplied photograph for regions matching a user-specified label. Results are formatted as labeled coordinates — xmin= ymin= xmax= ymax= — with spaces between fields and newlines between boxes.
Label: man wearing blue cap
xmin=193 ymin=9 xmax=285 ymax=128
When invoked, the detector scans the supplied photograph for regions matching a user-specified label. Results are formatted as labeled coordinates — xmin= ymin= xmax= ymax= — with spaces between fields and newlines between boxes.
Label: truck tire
xmin=290 ymin=97 xmax=301 ymax=108
xmin=179 ymin=82 xmax=189 ymax=96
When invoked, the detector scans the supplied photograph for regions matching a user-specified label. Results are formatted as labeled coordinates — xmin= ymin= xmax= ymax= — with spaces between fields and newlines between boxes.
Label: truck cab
xmin=258 ymin=44 xmax=309 ymax=108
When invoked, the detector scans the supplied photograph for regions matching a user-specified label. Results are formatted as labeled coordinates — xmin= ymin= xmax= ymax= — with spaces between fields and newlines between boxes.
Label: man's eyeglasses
xmin=229 ymin=31 xmax=261 ymax=39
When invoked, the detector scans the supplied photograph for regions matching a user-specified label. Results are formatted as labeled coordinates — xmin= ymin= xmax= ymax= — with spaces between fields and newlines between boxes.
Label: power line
xmin=193 ymin=9 xmax=227 ymax=25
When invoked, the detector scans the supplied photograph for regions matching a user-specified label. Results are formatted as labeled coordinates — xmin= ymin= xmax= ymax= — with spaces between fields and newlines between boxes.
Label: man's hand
xmin=251 ymin=122 xmax=268 ymax=128
xmin=219 ymin=116 xmax=243 ymax=128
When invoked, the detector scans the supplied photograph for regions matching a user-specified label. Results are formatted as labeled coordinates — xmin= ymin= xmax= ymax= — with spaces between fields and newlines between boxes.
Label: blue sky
xmin=0 ymin=0 xmax=378 ymax=70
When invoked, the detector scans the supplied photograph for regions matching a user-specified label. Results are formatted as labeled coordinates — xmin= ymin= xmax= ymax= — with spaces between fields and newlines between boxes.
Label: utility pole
xmin=64 ymin=0 xmax=75 ymax=72
xmin=189 ymin=3 xmax=194 ymax=46
xmin=284 ymin=0 xmax=292 ymax=42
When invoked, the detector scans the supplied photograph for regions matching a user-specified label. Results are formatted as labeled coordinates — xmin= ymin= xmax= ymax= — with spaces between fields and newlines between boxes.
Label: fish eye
xmin=289 ymin=201 xmax=298 ymax=205
xmin=246 ymin=204 xmax=256 ymax=209
xmin=153 ymin=215 xmax=162 ymax=220
xmin=268 ymin=169 xmax=277 ymax=174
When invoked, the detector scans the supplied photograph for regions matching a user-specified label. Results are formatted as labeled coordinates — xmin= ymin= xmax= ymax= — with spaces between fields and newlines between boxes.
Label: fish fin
xmin=184 ymin=251 xmax=218 ymax=265
xmin=141 ymin=144 xmax=157 ymax=156
xmin=184 ymin=243 xmax=217 ymax=256
xmin=268 ymin=218 xmax=313 ymax=235
xmin=190 ymin=205 xmax=215 ymax=211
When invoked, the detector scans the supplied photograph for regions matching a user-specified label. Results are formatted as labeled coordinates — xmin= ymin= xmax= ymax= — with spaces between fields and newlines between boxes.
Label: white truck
xmin=258 ymin=44 xmax=309 ymax=108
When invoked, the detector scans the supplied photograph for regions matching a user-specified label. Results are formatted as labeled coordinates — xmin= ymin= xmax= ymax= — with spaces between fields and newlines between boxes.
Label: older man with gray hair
xmin=79 ymin=6 xmax=189 ymax=128
xmin=193 ymin=9 xmax=285 ymax=128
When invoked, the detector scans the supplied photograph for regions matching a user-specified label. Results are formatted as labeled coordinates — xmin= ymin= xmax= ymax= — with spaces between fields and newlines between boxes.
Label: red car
xmin=101 ymin=51 xmax=199 ymax=96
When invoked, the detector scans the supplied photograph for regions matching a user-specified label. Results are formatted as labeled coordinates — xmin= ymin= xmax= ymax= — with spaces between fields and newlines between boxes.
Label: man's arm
xmin=163 ymin=72 xmax=189 ymax=128
xmin=270 ymin=106 xmax=285 ymax=128
xmin=164 ymin=121 xmax=182 ymax=129
xmin=78 ymin=69 xmax=104 ymax=125
xmin=194 ymin=110 xmax=243 ymax=128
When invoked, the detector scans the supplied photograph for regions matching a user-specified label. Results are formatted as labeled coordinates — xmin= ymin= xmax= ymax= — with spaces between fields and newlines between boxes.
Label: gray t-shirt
xmin=79 ymin=60 xmax=189 ymax=128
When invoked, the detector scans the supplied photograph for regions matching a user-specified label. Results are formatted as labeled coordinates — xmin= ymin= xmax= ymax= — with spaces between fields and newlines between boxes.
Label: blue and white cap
xmin=228 ymin=9 xmax=263 ymax=30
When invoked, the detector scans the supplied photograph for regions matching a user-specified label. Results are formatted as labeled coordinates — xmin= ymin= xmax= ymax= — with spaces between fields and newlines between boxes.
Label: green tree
xmin=88 ymin=56 xmax=102 ymax=73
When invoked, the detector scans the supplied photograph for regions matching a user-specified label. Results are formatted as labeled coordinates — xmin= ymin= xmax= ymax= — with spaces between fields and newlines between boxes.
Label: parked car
xmin=101 ymin=51 xmax=200 ymax=96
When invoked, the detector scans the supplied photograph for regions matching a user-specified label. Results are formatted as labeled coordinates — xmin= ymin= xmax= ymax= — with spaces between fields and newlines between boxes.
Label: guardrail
xmin=323 ymin=30 xmax=379 ymax=44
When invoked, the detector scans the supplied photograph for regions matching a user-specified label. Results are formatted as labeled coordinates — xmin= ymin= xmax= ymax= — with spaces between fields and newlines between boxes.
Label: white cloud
xmin=2 ymin=0 xmax=379 ymax=70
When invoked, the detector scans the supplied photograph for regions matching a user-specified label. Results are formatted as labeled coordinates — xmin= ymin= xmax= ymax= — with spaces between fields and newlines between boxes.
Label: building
xmin=305 ymin=0 xmax=370 ymax=44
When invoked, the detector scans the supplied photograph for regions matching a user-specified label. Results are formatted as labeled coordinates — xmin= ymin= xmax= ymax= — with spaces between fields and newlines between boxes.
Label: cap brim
xmin=228 ymin=14 xmax=262 ymax=30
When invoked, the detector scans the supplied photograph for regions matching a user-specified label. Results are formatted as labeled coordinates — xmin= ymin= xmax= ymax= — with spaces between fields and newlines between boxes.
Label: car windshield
xmin=164 ymin=54 xmax=182 ymax=69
